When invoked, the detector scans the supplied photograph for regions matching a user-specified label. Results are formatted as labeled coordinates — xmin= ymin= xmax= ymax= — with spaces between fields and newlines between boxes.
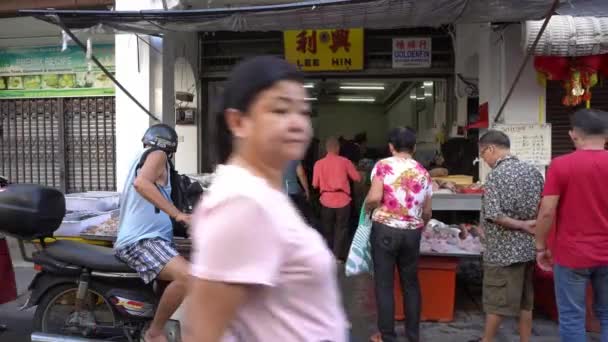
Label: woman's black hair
xmin=215 ymin=56 xmax=305 ymax=164
xmin=388 ymin=126 xmax=417 ymax=153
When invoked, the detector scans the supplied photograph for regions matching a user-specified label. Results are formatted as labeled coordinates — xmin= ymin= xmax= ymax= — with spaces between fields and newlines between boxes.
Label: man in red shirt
xmin=535 ymin=108 xmax=608 ymax=342
xmin=313 ymin=137 xmax=361 ymax=261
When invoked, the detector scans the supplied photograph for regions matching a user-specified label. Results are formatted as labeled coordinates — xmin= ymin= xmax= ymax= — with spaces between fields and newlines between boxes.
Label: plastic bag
xmin=345 ymin=205 xmax=374 ymax=277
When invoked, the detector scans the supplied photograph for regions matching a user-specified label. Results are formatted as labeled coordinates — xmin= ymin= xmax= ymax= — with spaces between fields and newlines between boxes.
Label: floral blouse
xmin=370 ymin=157 xmax=433 ymax=229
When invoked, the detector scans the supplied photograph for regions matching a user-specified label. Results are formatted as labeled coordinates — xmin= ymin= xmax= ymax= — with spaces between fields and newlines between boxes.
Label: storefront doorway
xmin=198 ymin=28 xmax=456 ymax=172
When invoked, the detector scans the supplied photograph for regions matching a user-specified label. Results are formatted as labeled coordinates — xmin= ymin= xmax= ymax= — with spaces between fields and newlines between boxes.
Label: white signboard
xmin=494 ymin=124 xmax=552 ymax=166
xmin=392 ymin=38 xmax=432 ymax=68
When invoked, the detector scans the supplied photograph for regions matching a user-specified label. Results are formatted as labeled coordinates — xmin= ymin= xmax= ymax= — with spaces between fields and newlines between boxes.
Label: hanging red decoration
xmin=534 ymin=56 xmax=570 ymax=81
xmin=599 ymin=54 xmax=608 ymax=78
xmin=575 ymin=55 xmax=603 ymax=73
xmin=534 ymin=54 xmax=608 ymax=107
xmin=561 ymin=57 xmax=600 ymax=108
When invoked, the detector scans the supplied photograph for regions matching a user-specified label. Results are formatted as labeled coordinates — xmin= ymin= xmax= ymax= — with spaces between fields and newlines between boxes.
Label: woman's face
xmin=230 ymin=80 xmax=312 ymax=166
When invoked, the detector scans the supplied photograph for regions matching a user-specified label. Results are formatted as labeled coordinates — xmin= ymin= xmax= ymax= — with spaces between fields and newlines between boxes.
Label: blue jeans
xmin=554 ymin=264 xmax=608 ymax=342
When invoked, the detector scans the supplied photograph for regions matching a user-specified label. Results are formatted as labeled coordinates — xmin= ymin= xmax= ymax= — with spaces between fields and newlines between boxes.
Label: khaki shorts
xmin=483 ymin=262 xmax=535 ymax=317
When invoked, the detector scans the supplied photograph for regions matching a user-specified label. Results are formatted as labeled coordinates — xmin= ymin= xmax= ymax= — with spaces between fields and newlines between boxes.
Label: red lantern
xmin=534 ymin=56 xmax=570 ymax=81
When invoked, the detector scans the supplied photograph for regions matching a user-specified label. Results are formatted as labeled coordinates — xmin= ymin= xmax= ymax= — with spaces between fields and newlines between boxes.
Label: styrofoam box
xmin=65 ymin=191 xmax=120 ymax=212
xmin=54 ymin=209 xmax=120 ymax=237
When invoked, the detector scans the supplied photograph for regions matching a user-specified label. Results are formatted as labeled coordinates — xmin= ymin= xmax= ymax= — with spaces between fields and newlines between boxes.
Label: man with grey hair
xmin=477 ymin=130 xmax=544 ymax=342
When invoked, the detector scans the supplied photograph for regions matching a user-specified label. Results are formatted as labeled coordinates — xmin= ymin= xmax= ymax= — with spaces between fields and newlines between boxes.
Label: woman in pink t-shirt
xmin=184 ymin=56 xmax=347 ymax=342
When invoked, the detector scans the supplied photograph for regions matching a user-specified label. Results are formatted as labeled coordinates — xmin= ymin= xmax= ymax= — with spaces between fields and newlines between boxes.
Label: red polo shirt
xmin=312 ymin=153 xmax=361 ymax=208
xmin=543 ymin=150 xmax=608 ymax=268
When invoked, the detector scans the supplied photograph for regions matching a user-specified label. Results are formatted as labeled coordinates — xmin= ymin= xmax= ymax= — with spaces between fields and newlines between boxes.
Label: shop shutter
xmin=0 ymin=97 xmax=116 ymax=192
xmin=64 ymin=97 xmax=116 ymax=193
xmin=0 ymin=99 xmax=62 ymax=188
xmin=546 ymin=80 xmax=608 ymax=158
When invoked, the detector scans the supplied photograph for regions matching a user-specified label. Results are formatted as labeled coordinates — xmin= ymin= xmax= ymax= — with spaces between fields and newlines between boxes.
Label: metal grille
xmin=546 ymin=81 xmax=608 ymax=157
xmin=64 ymin=97 xmax=116 ymax=193
xmin=0 ymin=99 xmax=62 ymax=188
xmin=0 ymin=97 xmax=116 ymax=192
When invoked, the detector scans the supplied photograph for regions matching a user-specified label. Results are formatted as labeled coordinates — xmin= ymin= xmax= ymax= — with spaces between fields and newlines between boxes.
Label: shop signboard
xmin=0 ymin=44 xmax=115 ymax=99
xmin=392 ymin=37 xmax=432 ymax=68
xmin=284 ymin=28 xmax=364 ymax=71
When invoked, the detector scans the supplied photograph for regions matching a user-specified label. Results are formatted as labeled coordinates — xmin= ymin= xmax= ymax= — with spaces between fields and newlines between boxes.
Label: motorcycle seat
xmin=44 ymin=240 xmax=134 ymax=273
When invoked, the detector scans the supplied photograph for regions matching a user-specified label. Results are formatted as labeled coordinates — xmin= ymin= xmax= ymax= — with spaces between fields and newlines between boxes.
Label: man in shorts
xmin=478 ymin=130 xmax=544 ymax=342
xmin=114 ymin=124 xmax=191 ymax=342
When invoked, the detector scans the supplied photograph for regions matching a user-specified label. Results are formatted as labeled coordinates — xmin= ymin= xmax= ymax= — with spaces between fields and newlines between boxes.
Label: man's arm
xmin=482 ymin=175 xmax=533 ymax=232
xmin=535 ymin=196 xmax=560 ymax=250
xmin=492 ymin=216 xmax=536 ymax=234
xmin=296 ymin=163 xmax=310 ymax=200
xmin=346 ymin=160 xmax=362 ymax=182
xmin=134 ymin=150 xmax=189 ymax=224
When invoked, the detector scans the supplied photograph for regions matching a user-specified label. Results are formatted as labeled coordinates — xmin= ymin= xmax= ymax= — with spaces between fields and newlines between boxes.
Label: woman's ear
xmin=225 ymin=108 xmax=246 ymax=139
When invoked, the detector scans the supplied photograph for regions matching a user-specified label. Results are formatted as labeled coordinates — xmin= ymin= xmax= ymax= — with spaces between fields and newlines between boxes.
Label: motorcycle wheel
xmin=33 ymin=283 xmax=123 ymax=340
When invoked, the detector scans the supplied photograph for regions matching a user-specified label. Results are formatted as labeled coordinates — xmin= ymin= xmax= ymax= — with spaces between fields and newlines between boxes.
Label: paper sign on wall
xmin=494 ymin=124 xmax=552 ymax=166
xmin=392 ymin=37 xmax=432 ymax=68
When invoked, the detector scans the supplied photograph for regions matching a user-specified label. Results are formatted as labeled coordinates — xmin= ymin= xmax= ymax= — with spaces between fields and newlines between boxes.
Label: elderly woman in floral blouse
xmin=365 ymin=127 xmax=433 ymax=342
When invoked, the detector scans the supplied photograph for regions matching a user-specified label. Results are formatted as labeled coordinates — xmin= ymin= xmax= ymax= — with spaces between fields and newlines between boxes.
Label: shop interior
xmin=305 ymin=78 xmax=443 ymax=165
xmin=298 ymin=77 xmax=479 ymax=204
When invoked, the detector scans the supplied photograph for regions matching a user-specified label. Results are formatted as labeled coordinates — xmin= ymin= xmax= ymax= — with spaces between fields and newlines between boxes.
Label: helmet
xmin=142 ymin=124 xmax=178 ymax=153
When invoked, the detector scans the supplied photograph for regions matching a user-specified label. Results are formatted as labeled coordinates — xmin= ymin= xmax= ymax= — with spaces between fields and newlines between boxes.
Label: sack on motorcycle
xmin=0 ymin=184 xmax=66 ymax=239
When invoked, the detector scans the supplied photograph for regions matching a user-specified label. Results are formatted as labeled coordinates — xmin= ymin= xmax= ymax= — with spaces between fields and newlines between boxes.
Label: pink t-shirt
xmin=191 ymin=165 xmax=348 ymax=342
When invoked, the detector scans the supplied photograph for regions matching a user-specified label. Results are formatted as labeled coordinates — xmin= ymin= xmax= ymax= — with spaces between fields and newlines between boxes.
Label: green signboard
xmin=0 ymin=44 xmax=115 ymax=99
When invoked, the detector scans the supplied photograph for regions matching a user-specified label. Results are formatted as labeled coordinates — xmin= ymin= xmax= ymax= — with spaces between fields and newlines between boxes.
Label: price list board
xmin=494 ymin=124 xmax=552 ymax=166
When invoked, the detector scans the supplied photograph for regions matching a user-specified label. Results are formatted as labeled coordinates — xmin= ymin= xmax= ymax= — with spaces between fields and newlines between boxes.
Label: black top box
xmin=0 ymin=184 xmax=66 ymax=239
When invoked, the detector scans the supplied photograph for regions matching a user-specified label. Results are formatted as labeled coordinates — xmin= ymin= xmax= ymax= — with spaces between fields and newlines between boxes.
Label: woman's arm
xmin=183 ymin=280 xmax=248 ymax=342
xmin=365 ymin=176 xmax=383 ymax=212
xmin=422 ymin=193 xmax=432 ymax=225
xmin=296 ymin=163 xmax=311 ymax=200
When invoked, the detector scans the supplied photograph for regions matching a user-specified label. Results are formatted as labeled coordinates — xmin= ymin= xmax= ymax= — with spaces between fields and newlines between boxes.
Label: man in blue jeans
xmin=535 ymin=108 xmax=608 ymax=342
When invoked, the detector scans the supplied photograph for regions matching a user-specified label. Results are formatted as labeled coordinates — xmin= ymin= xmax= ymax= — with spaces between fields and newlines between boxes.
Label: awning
xmin=21 ymin=0 xmax=561 ymax=34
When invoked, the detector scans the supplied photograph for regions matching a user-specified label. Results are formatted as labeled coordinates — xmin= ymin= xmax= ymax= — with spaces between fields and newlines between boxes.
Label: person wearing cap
xmin=114 ymin=124 xmax=191 ymax=342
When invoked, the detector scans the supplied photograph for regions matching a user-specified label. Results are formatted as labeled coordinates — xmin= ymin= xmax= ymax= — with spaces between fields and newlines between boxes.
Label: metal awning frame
xmin=19 ymin=0 xmax=568 ymax=125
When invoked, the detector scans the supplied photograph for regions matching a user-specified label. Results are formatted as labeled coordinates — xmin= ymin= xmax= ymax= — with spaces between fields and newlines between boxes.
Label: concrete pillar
xmin=454 ymin=24 xmax=480 ymax=126
xmin=500 ymin=25 xmax=546 ymax=125
xmin=114 ymin=0 xmax=173 ymax=191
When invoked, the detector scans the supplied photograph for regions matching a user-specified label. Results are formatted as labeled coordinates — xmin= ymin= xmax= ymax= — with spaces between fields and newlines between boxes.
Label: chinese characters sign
xmin=0 ymin=44 xmax=115 ymax=99
xmin=392 ymin=38 xmax=432 ymax=68
xmin=284 ymin=28 xmax=363 ymax=71
xmin=494 ymin=124 xmax=552 ymax=166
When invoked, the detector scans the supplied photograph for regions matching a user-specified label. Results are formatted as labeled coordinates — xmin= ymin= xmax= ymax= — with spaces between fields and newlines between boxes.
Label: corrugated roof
xmin=21 ymin=0 xmax=560 ymax=34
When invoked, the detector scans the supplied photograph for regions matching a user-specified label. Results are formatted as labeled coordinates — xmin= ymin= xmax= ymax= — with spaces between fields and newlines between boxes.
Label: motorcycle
xmin=0 ymin=184 xmax=181 ymax=342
